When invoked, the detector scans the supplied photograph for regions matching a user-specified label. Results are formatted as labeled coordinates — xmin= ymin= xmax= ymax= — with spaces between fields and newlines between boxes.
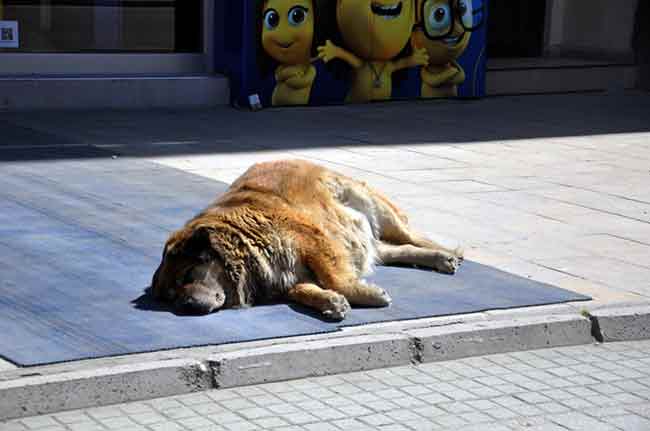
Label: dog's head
xmin=151 ymin=226 xmax=244 ymax=315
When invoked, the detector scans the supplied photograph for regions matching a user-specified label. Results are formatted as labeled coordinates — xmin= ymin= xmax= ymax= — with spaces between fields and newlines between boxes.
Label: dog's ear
xmin=164 ymin=226 xmax=211 ymax=257
xmin=181 ymin=226 xmax=213 ymax=258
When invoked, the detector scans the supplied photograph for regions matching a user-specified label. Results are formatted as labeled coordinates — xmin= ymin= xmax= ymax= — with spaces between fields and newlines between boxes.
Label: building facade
xmin=0 ymin=0 xmax=646 ymax=110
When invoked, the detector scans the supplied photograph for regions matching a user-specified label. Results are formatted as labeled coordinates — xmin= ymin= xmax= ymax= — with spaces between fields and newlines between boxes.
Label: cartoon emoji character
xmin=412 ymin=0 xmax=484 ymax=98
xmin=258 ymin=0 xmax=319 ymax=106
xmin=317 ymin=0 xmax=428 ymax=103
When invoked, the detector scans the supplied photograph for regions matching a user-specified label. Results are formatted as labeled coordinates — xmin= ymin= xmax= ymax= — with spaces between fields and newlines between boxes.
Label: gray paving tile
xmin=431 ymin=414 xmax=468 ymax=427
xmin=301 ymin=423 xmax=338 ymax=431
xmin=358 ymin=413 xmax=394 ymax=427
xmin=147 ymin=422 xmax=186 ymax=431
xmin=128 ymin=412 xmax=168 ymax=425
xmin=67 ymin=423 xmax=106 ymax=431
xmin=625 ymin=403 xmax=650 ymax=418
xmin=98 ymin=416 xmax=138 ymax=429
xmin=222 ymin=421 xmax=259 ymax=431
xmin=50 ymin=412 xmax=90 ymax=425
xmin=336 ymin=404 xmax=373 ymax=417
xmin=486 ymin=407 xmax=520 ymax=420
xmin=253 ymin=417 xmax=290 ymax=429
xmin=459 ymin=411 xmax=493 ymax=425
xmin=0 ymin=422 xmax=28 ymax=431
xmin=331 ymin=418 xmax=374 ymax=430
xmin=281 ymin=412 xmax=320 ymax=426
xmin=11 ymin=341 xmax=650 ymax=431
xmin=548 ymin=412 xmax=618 ymax=431
xmin=401 ymin=419 xmax=441 ymax=431
xmin=604 ymin=414 xmax=650 ymax=431
xmin=584 ymin=406 xmax=631 ymax=419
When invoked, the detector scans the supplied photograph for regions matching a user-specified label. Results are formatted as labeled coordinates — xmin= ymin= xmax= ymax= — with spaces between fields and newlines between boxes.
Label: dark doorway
xmin=634 ymin=0 xmax=650 ymax=89
xmin=174 ymin=1 xmax=203 ymax=53
xmin=488 ymin=0 xmax=547 ymax=57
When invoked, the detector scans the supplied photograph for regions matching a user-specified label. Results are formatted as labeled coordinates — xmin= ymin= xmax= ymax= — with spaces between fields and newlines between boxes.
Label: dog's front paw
xmin=435 ymin=252 xmax=460 ymax=275
xmin=363 ymin=283 xmax=392 ymax=307
xmin=322 ymin=293 xmax=351 ymax=321
xmin=375 ymin=287 xmax=392 ymax=306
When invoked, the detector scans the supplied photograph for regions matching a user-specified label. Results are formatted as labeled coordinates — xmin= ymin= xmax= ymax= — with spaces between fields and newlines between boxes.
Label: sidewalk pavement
xmin=3 ymin=340 xmax=650 ymax=431
xmin=2 ymin=91 xmax=649 ymax=305
xmin=1 ymin=90 xmax=649 ymax=417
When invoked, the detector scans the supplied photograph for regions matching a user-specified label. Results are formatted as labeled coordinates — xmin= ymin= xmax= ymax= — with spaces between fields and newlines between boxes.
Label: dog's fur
xmin=152 ymin=159 xmax=462 ymax=320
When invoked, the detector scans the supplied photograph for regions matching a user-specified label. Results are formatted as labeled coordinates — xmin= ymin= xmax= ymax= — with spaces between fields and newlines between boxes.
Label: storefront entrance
xmin=0 ymin=0 xmax=207 ymax=74
xmin=487 ymin=0 xmax=547 ymax=58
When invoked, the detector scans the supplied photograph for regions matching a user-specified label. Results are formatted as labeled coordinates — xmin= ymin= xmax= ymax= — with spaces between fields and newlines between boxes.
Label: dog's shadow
xmin=132 ymin=286 xmax=361 ymax=323
xmin=132 ymin=264 xmax=439 ymax=321
xmin=132 ymin=288 xmax=224 ymax=317
xmin=132 ymin=287 xmax=169 ymax=310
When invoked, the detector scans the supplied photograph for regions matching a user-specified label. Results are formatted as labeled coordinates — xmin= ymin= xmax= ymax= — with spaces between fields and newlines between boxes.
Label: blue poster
xmin=218 ymin=0 xmax=487 ymax=108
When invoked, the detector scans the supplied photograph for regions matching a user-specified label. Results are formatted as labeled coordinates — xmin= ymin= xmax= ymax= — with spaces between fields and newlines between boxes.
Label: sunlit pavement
xmin=1 ymin=91 xmax=649 ymax=426
xmin=3 ymin=341 xmax=650 ymax=431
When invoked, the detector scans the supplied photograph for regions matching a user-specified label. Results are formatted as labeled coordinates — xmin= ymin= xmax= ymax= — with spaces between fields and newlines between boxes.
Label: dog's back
xmin=213 ymin=160 xmax=378 ymax=277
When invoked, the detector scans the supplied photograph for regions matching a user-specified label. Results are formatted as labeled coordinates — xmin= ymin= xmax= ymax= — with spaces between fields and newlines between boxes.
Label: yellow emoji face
xmin=413 ymin=0 xmax=471 ymax=64
xmin=337 ymin=0 xmax=415 ymax=61
xmin=262 ymin=0 xmax=314 ymax=65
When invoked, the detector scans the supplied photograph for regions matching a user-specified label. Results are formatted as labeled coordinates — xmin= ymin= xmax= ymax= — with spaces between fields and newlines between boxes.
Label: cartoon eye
xmin=288 ymin=6 xmax=308 ymax=27
xmin=458 ymin=0 xmax=474 ymax=29
xmin=426 ymin=3 xmax=452 ymax=35
xmin=263 ymin=9 xmax=280 ymax=30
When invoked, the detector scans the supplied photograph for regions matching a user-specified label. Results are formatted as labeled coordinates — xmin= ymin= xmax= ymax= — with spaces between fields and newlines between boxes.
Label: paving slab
xmin=0 ymin=360 xmax=16 ymax=372
xmin=2 ymin=305 xmax=649 ymax=420
xmin=4 ymin=340 xmax=650 ymax=431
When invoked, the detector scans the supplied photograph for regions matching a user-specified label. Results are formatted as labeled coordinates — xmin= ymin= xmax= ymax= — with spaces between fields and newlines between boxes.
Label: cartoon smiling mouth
xmin=371 ymin=2 xmax=403 ymax=19
xmin=275 ymin=41 xmax=294 ymax=49
xmin=443 ymin=35 xmax=462 ymax=46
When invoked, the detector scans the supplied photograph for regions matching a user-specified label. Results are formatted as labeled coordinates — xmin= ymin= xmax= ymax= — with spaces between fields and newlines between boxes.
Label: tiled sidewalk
xmin=5 ymin=92 xmax=648 ymax=303
xmin=3 ymin=340 xmax=650 ymax=431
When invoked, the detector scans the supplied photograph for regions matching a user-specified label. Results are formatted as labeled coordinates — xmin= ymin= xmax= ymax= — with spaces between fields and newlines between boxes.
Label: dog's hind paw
xmin=322 ymin=293 xmax=351 ymax=321
xmin=435 ymin=252 xmax=460 ymax=275
xmin=376 ymin=287 xmax=392 ymax=306
xmin=363 ymin=283 xmax=392 ymax=307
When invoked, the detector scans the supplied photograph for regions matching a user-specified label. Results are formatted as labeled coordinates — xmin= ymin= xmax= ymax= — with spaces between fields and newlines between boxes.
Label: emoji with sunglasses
xmin=412 ymin=0 xmax=484 ymax=98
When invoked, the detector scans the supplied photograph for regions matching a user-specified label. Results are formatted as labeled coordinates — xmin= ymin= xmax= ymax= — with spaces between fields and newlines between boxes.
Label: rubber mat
xmin=0 ymin=147 xmax=590 ymax=366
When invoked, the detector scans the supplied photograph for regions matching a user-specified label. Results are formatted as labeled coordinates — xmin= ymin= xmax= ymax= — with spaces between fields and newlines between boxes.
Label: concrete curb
xmin=408 ymin=314 xmax=593 ymax=363
xmin=1 ymin=305 xmax=649 ymax=420
xmin=0 ymin=359 xmax=212 ymax=420
xmin=590 ymin=306 xmax=650 ymax=342
xmin=211 ymin=333 xmax=414 ymax=388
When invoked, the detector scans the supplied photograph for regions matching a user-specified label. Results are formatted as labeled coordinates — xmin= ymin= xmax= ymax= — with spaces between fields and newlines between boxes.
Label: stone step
xmin=0 ymin=59 xmax=639 ymax=111
xmin=0 ymin=74 xmax=230 ymax=111
xmin=487 ymin=57 xmax=639 ymax=95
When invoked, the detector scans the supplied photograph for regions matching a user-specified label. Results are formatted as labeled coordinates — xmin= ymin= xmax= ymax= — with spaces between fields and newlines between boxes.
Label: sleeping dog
xmin=152 ymin=160 xmax=462 ymax=320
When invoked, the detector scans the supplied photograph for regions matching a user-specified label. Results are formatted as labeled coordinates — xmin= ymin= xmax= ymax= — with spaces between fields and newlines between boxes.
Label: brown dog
xmin=151 ymin=160 xmax=462 ymax=320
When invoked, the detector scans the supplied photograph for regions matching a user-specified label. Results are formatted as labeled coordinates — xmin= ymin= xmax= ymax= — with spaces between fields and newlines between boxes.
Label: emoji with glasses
xmin=258 ymin=0 xmax=322 ymax=106
xmin=412 ymin=0 xmax=484 ymax=98
xmin=317 ymin=0 xmax=429 ymax=103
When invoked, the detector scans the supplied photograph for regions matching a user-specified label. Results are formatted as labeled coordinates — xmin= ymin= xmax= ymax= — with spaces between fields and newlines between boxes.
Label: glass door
xmin=0 ymin=0 xmax=207 ymax=74
xmin=487 ymin=0 xmax=547 ymax=58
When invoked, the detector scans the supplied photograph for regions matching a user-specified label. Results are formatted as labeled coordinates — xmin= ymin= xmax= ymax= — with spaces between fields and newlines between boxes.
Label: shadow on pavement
xmin=1 ymin=92 xmax=649 ymax=163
